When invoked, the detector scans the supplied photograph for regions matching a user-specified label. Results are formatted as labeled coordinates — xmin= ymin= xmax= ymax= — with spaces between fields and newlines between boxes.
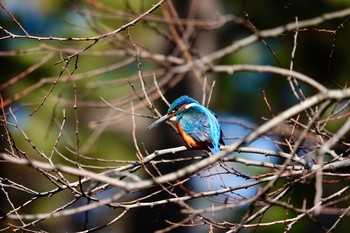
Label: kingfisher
xmin=148 ymin=95 xmax=225 ymax=154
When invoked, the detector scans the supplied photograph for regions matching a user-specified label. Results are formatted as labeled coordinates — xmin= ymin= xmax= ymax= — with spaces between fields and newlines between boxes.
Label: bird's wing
xmin=179 ymin=107 xmax=213 ymax=143
xmin=209 ymin=109 xmax=225 ymax=146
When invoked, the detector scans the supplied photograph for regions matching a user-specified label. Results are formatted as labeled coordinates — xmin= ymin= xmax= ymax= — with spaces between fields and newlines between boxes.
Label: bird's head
xmin=148 ymin=95 xmax=199 ymax=129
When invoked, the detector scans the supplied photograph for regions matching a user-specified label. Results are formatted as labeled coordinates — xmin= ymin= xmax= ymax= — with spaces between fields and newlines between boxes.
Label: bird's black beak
xmin=148 ymin=114 xmax=173 ymax=129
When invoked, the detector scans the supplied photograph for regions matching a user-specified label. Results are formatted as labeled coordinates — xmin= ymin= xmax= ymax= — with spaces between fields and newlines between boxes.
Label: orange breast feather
xmin=176 ymin=122 xmax=207 ymax=149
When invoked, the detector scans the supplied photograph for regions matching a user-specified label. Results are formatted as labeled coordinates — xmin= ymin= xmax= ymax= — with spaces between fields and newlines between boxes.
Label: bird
xmin=148 ymin=95 xmax=225 ymax=154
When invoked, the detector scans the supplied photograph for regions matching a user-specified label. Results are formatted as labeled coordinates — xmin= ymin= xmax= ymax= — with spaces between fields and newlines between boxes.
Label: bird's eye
xmin=170 ymin=107 xmax=179 ymax=114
